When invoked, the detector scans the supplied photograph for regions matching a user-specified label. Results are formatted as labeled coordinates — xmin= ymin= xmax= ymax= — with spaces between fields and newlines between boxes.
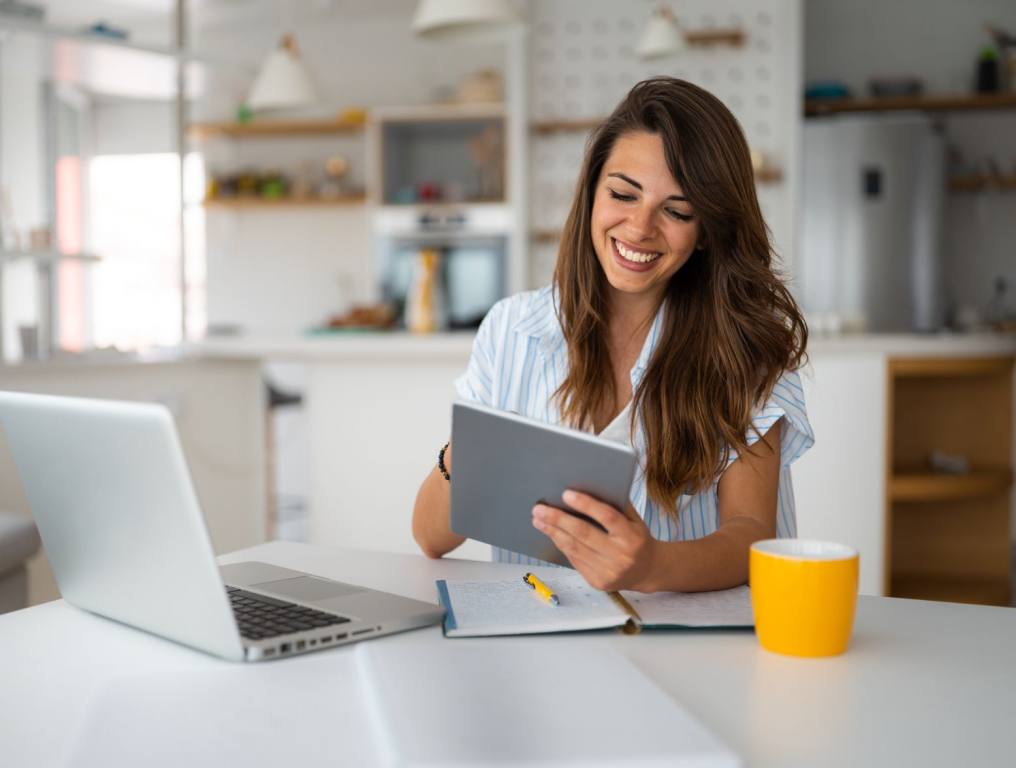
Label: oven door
xmin=380 ymin=234 xmax=507 ymax=330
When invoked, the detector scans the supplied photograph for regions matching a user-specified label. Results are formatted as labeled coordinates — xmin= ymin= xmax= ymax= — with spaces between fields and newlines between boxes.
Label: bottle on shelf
xmin=405 ymin=248 xmax=445 ymax=334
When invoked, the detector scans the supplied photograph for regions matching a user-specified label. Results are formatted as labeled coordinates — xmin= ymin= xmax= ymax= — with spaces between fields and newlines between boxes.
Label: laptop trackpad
xmin=252 ymin=576 xmax=364 ymax=602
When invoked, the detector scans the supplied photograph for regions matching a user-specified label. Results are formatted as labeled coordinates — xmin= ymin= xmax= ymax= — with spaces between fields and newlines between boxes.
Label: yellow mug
xmin=750 ymin=539 xmax=859 ymax=657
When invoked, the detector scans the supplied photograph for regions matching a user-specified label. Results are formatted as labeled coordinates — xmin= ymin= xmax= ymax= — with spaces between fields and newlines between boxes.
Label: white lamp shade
xmin=412 ymin=0 xmax=519 ymax=40
xmin=247 ymin=35 xmax=317 ymax=111
xmin=636 ymin=8 xmax=686 ymax=59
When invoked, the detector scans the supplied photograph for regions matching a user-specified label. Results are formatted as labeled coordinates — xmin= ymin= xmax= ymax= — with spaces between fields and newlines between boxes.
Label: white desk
xmin=2 ymin=541 xmax=1015 ymax=767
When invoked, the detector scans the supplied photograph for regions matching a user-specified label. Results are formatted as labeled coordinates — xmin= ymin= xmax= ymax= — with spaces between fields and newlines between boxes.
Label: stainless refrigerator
xmin=799 ymin=114 xmax=945 ymax=333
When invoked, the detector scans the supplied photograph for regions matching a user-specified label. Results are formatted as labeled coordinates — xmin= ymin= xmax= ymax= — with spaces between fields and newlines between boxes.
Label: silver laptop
xmin=0 ymin=391 xmax=444 ymax=662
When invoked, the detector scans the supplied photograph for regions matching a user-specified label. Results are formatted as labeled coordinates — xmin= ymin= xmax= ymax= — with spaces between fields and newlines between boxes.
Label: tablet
xmin=450 ymin=401 xmax=638 ymax=566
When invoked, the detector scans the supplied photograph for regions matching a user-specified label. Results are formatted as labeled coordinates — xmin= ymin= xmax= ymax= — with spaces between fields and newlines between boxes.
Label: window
xmin=83 ymin=151 xmax=204 ymax=350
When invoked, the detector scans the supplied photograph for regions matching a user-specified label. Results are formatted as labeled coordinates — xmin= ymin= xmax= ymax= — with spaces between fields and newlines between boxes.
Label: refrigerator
xmin=799 ymin=115 xmax=946 ymax=333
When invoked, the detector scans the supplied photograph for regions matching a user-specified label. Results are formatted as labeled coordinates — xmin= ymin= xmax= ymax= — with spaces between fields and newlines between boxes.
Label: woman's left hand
xmin=532 ymin=489 xmax=659 ymax=592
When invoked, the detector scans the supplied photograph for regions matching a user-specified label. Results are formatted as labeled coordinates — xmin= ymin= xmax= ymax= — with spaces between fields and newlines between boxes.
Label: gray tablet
xmin=450 ymin=401 xmax=638 ymax=566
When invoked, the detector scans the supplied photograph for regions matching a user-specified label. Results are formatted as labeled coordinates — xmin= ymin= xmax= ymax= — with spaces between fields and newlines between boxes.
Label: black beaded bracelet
xmin=437 ymin=441 xmax=451 ymax=481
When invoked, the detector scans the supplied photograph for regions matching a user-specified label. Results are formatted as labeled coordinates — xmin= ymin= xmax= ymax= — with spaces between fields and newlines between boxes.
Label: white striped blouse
xmin=454 ymin=285 xmax=814 ymax=566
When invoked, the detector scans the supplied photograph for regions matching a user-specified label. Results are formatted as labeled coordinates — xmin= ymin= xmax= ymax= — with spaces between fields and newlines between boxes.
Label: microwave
xmin=373 ymin=206 xmax=511 ymax=330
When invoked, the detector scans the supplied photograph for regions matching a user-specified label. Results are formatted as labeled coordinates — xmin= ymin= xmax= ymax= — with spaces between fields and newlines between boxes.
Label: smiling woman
xmin=412 ymin=77 xmax=813 ymax=594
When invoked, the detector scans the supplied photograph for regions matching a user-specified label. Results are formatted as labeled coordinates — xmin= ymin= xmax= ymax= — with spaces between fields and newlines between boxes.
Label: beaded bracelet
xmin=437 ymin=441 xmax=451 ymax=481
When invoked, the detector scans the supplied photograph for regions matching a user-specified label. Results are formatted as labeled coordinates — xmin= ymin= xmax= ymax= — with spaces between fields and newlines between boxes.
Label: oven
xmin=373 ymin=205 xmax=510 ymax=330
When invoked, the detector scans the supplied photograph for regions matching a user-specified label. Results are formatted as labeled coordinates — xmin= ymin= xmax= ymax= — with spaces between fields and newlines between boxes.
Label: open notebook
xmin=436 ymin=568 xmax=754 ymax=637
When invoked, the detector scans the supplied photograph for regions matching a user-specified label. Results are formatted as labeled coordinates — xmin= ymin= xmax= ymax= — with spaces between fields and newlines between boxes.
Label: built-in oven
xmin=374 ymin=205 xmax=510 ymax=330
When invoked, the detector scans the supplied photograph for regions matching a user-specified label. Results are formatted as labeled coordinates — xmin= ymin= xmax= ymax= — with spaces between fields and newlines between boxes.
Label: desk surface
xmin=3 ymin=541 xmax=1015 ymax=767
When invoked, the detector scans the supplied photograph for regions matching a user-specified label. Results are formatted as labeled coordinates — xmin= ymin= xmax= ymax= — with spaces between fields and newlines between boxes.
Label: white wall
xmin=92 ymin=100 xmax=175 ymax=155
xmin=805 ymin=0 xmax=1016 ymax=317
xmin=203 ymin=205 xmax=372 ymax=335
xmin=804 ymin=0 xmax=1016 ymax=94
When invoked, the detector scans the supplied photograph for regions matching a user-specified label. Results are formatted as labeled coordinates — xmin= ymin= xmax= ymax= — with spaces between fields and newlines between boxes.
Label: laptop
xmin=0 ymin=391 xmax=444 ymax=662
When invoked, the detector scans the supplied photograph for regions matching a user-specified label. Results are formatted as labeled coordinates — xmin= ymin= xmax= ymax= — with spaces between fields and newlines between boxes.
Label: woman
xmin=412 ymin=77 xmax=812 ymax=593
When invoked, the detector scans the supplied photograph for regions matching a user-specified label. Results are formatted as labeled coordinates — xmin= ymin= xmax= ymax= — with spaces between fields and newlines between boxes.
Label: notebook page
xmin=439 ymin=569 xmax=629 ymax=636
xmin=621 ymin=585 xmax=754 ymax=628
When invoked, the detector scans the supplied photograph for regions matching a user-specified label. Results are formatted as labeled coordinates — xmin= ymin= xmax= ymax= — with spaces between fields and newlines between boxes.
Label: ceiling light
xmin=411 ymin=0 xmax=519 ymax=40
xmin=247 ymin=34 xmax=317 ymax=111
xmin=636 ymin=6 xmax=686 ymax=59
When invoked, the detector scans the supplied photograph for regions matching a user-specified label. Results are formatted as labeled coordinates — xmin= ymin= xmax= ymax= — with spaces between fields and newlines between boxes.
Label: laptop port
xmin=351 ymin=628 xmax=374 ymax=637
xmin=309 ymin=639 xmax=317 ymax=646
xmin=296 ymin=640 xmax=306 ymax=651
xmin=263 ymin=648 xmax=276 ymax=657
xmin=279 ymin=643 xmax=291 ymax=654
xmin=334 ymin=633 xmax=348 ymax=641
xmin=321 ymin=636 xmax=332 ymax=643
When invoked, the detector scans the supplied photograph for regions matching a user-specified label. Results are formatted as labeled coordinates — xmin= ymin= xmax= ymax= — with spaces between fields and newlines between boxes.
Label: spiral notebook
xmin=435 ymin=568 xmax=754 ymax=638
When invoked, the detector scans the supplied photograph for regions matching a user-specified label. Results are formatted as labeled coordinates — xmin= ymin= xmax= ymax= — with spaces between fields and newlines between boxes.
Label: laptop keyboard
xmin=227 ymin=586 xmax=351 ymax=641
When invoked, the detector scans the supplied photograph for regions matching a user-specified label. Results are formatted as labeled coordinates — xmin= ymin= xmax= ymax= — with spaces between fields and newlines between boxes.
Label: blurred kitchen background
xmin=0 ymin=0 xmax=1014 ymax=614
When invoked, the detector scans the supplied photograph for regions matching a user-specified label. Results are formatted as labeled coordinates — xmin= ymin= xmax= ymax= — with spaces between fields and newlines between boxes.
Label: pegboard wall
xmin=526 ymin=0 xmax=801 ymax=287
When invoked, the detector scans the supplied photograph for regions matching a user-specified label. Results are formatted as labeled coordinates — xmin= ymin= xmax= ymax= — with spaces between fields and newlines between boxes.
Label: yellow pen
xmin=523 ymin=572 xmax=560 ymax=606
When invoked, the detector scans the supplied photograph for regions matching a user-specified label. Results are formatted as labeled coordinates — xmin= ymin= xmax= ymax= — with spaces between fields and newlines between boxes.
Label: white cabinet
xmin=794 ymin=352 xmax=887 ymax=595
xmin=299 ymin=336 xmax=490 ymax=561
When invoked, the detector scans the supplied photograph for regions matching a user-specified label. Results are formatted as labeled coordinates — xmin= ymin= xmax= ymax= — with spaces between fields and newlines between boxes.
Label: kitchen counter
xmin=0 ymin=346 xmax=200 ymax=370
xmin=188 ymin=332 xmax=477 ymax=363
xmin=2 ymin=331 xmax=1010 ymax=370
xmin=186 ymin=331 xmax=1016 ymax=363
xmin=806 ymin=332 xmax=1016 ymax=357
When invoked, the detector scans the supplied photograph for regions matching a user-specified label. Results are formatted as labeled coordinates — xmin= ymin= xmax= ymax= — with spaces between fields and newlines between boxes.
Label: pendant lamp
xmin=636 ymin=6 xmax=686 ymax=59
xmin=412 ymin=0 xmax=519 ymax=40
xmin=247 ymin=34 xmax=317 ymax=111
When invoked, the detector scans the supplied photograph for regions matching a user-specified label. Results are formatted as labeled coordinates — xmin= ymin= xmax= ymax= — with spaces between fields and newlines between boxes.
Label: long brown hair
xmin=553 ymin=77 xmax=807 ymax=511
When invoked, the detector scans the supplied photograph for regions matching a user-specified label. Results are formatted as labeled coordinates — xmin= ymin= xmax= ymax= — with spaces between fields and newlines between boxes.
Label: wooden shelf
xmin=685 ymin=29 xmax=745 ymax=47
xmin=948 ymin=174 xmax=1016 ymax=192
xmin=530 ymin=229 xmax=561 ymax=244
xmin=373 ymin=102 xmax=505 ymax=123
xmin=0 ymin=250 xmax=101 ymax=264
xmin=890 ymin=356 xmax=1014 ymax=378
xmin=190 ymin=118 xmax=366 ymax=140
xmin=887 ymin=354 xmax=1014 ymax=603
xmin=203 ymin=194 xmax=366 ymax=209
xmin=531 ymin=118 xmax=603 ymax=135
xmin=890 ymin=469 xmax=1013 ymax=503
xmin=891 ymin=574 xmax=1011 ymax=606
xmin=754 ymin=168 xmax=783 ymax=183
xmin=805 ymin=92 xmax=1016 ymax=116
